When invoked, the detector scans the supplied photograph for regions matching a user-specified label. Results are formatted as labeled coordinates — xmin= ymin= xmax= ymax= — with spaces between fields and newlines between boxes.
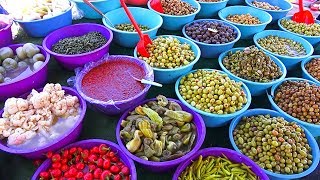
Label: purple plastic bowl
xmin=0 ymin=86 xmax=87 ymax=159
xmin=42 ymin=23 xmax=113 ymax=70
xmin=0 ymin=44 xmax=50 ymax=101
xmin=116 ymin=98 xmax=206 ymax=172
xmin=31 ymin=139 xmax=137 ymax=180
xmin=0 ymin=15 xmax=13 ymax=48
xmin=75 ymin=55 xmax=154 ymax=115
xmin=173 ymin=147 xmax=270 ymax=180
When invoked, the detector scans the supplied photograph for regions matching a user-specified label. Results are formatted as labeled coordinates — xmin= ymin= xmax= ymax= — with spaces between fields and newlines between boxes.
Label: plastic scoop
xmin=150 ymin=0 xmax=164 ymax=13
xmin=83 ymin=0 xmax=115 ymax=28
xmin=120 ymin=0 xmax=152 ymax=57
xmin=127 ymin=71 xmax=163 ymax=87
xmin=292 ymin=0 xmax=315 ymax=24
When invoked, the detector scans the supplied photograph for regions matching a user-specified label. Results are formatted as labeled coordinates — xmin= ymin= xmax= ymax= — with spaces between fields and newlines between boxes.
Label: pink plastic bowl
xmin=125 ymin=0 xmax=149 ymax=5
xmin=0 ymin=86 xmax=87 ymax=159
xmin=0 ymin=44 xmax=50 ymax=101
xmin=31 ymin=139 xmax=137 ymax=180
xmin=116 ymin=98 xmax=206 ymax=172
xmin=0 ymin=15 xmax=13 ymax=48
xmin=42 ymin=23 xmax=113 ymax=70
xmin=173 ymin=147 xmax=269 ymax=180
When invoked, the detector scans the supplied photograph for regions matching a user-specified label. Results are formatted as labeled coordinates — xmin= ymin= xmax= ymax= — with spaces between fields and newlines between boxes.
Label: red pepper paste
xmin=81 ymin=60 xmax=146 ymax=102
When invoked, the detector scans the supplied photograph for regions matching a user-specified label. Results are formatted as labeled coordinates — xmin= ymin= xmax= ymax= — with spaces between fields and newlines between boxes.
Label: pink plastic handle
xmin=120 ymin=0 xmax=144 ymax=39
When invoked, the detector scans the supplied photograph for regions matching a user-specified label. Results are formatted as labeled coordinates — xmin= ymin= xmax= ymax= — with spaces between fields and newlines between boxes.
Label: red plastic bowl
xmin=31 ymin=139 xmax=137 ymax=180
xmin=125 ymin=0 xmax=149 ymax=5
xmin=0 ymin=86 xmax=87 ymax=159
xmin=0 ymin=44 xmax=50 ymax=101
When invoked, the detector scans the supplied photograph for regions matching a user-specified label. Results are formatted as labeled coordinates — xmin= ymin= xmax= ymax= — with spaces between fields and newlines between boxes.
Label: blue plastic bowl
xmin=218 ymin=6 xmax=272 ymax=39
xmin=301 ymin=55 xmax=320 ymax=86
xmin=175 ymin=69 xmax=252 ymax=127
xmin=103 ymin=7 xmax=163 ymax=48
xmin=278 ymin=16 xmax=320 ymax=46
xmin=133 ymin=35 xmax=201 ymax=84
xmin=147 ymin=0 xmax=201 ymax=31
xmin=197 ymin=0 xmax=228 ymax=18
xmin=228 ymin=0 xmax=245 ymax=5
xmin=253 ymin=30 xmax=314 ymax=70
xmin=14 ymin=1 xmax=73 ymax=37
xmin=71 ymin=0 xmax=120 ymax=19
xmin=218 ymin=47 xmax=287 ymax=96
xmin=245 ymin=0 xmax=293 ymax=23
xmin=229 ymin=109 xmax=320 ymax=180
xmin=182 ymin=19 xmax=241 ymax=58
xmin=267 ymin=78 xmax=320 ymax=137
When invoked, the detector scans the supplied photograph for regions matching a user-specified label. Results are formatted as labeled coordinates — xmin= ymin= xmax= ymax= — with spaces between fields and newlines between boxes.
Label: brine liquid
xmin=4 ymin=62 xmax=38 ymax=82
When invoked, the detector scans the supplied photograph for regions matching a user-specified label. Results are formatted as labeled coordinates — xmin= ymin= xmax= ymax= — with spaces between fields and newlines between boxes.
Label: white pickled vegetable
xmin=16 ymin=47 xmax=28 ymax=60
xmin=0 ymin=47 xmax=14 ymax=62
xmin=18 ymin=61 xmax=28 ymax=68
xmin=32 ymin=53 xmax=45 ymax=62
xmin=23 ymin=43 xmax=40 ymax=58
xmin=4 ymin=77 xmax=11 ymax=82
xmin=0 ymin=74 xmax=4 ymax=83
xmin=0 ymin=66 xmax=5 ymax=75
xmin=2 ymin=58 xmax=18 ymax=70
xmin=33 ymin=61 xmax=44 ymax=70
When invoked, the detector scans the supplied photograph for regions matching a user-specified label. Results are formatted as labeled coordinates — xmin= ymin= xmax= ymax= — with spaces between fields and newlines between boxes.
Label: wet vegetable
xmin=52 ymin=32 xmax=107 ymax=55
xmin=179 ymin=155 xmax=258 ymax=180
xmin=222 ymin=46 xmax=283 ymax=82
xmin=233 ymin=114 xmax=313 ymax=174
xmin=178 ymin=69 xmax=247 ymax=114
xmin=280 ymin=19 xmax=320 ymax=36
xmin=161 ymin=0 xmax=197 ymax=16
xmin=120 ymin=95 xmax=197 ymax=162
xmin=115 ymin=23 xmax=150 ymax=32
xmin=305 ymin=58 xmax=320 ymax=81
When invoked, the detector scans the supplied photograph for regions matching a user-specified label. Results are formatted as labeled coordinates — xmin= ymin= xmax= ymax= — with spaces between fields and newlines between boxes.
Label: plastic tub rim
xmin=42 ymin=23 xmax=113 ymax=58
xmin=245 ymin=0 xmax=293 ymax=13
xmin=267 ymin=77 xmax=320 ymax=128
xmin=175 ymin=69 xmax=252 ymax=118
xmin=229 ymin=108 xmax=320 ymax=179
xmin=0 ymin=86 xmax=87 ymax=154
xmin=301 ymin=55 xmax=320 ymax=85
xmin=133 ymin=35 xmax=201 ymax=72
xmin=182 ymin=19 xmax=241 ymax=47
xmin=218 ymin=5 xmax=272 ymax=27
xmin=0 ymin=44 xmax=50 ymax=87
xmin=218 ymin=47 xmax=287 ymax=86
xmin=75 ymin=55 xmax=153 ymax=106
xmin=0 ymin=16 xmax=13 ymax=32
xmin=253 ymin=30 xmax=314 ymax=60
xmin=14 ymin=1 xmax=73 ymax=23
xmin=198 ymin=0 xmax=229 ymax=4
xmin=116 ymin=98 xmax=206 ymax=167
xmin=147 ymin=0 xmax=201 ymax=18
xmin=102 ymin=7 xmax=163 ymax=35
xmin=278 ymin=16 xmax=320 ymax=39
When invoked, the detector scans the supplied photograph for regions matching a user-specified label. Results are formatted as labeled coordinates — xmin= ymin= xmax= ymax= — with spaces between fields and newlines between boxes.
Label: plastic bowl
xmin=125 ymin=0 xmax=148 ymax=5
xmin=175 ymin=69 xmax=252 ymax=127
xmin=0 ymin=86 xmax=87 ymax=159
xmin=74 ymin=55 xmax=153 ymax=115
xmin=42 ymin=23 xmax=113 ymax=70
xmin=182 ymin=19 xmax=241 ymax=58
xmin=31 ymin=139 xmax=137 ymax=180
xmin=116 ymin=98 xmax=206 ymax=172
xmin=133 ymin=35 xmax=201 ymax=84
xmin=278 ymin=16 xmax=320 ymax=46
xmin=172 ymin=147 xmax=269 ymax=180
xmin=0 ymin=44 xmax=50 ymax=101
xmin=229 ymin=109 xmax=320 ymax=179
xmin=253 ymin=30 xmax=314 ymax=70
xmin=103 ymin=7 xmax=162 ymax=48
xmin=267 ymin=78 xmax=320 ymax=137
xmin=71 ymin=0 xmax=120 ymax=19
xmin=218 ymin=47 xmax=287 ymax=96
xmin=301 ymin=55 xmax=320 ymax=85
xmin=228 ymin=0 xmax=245 ymax=5
xmin=147 ymin=0 xmax=201 ymax=31
xmin=196 ymin=0 xmax=228 ymax=18
xmin=218 ymin=6 xmax=272 ymax=39
xmin=0 ymin=15 xmax=13 ymax=48
xmin=245 ymin=0 xmax=293 ymax=23
xmin=14 ymin=1 xmax=73 ymax=37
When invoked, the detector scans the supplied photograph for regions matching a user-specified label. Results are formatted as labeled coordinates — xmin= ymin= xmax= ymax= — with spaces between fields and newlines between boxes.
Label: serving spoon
xmin=127 ymin=71 xmax=163 ymax=87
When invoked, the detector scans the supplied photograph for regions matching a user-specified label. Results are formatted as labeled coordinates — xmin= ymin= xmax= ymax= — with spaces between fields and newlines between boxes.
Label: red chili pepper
xmin=52 ymin=154 xmax=61 ymax=163
xmin=46 ymin=151 xmax=53 ymax=159
xmin=121 ymin=166 xmax=130 ymax=176
xmin=52 ymin=162 xmax=62 ymax=169
xmin=111 ymin=156 xmax=119 ymax=163
xmin=76 ymin=162 xmax=85 ymax=170
xmin=76 ymin=171 xmax=84 ymax=179
xmin=69 ymin=147 xmax=77 ymax=155
xmin=110 ymin=165 xmax=120 ymax=174
xmin=91 ymin=146 xmax=100 ymax=154
xmin=51 ymin=169 xmax=62 ymax=178
xmin=96 ymin=158 xmax=104 ymax=167
xmin=61 ymin=164 xmax=69 ymax=172
xmin=100 ymin=170 xmax=111 ymax=180
xmin=93 ymin=168 xmax=103 ymax=179
xmin=103 ymin=159 xmax=111 ymax=170
xmin=84 ymin=172 xmax=93 ymax=180
xmin=98 ymin=144 xmax=110 ymax=155
xmin=39 ymin=171 xmax=50 ymax=179
xmin=113 ymin=174 xmax=121 ymax=180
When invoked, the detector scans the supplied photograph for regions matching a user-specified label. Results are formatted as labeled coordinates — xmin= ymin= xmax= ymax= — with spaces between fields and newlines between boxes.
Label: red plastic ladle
xmin=292 ymin=0 xmax=315 ymax=24
xmin=150 ymin=0 xmax=164 ymax=13
xmin=120 ymin=0 xmax=152 ymax=57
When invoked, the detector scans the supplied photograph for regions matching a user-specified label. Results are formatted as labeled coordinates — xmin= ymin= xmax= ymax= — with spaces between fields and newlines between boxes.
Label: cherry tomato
xmin=52 ymin=162 xmax=62 ymax=169
xmin=110 ymin=165 xmax=120 ymax=174
xmin=62 ymin=150 xmax=69 ymax=158
xmin=52 ymin=154 xmax=61 ymax=163
xmin=91 ymin=146 xmax=99 ymax=154
xmin=51 ymin=169 xmax=62 ymax=178
xmin=76 ymin=172 xmax=84 ymax=179
xmin=98 ymin=144 xmax=109 ymax=155
xmin=111 ymin=156 xmax=119 ymax=163
xmin=69 ymin=147 xmax=77 ymax=155
xmin=39 ymin=171 xmax=50 ymax=179
xmin=61 ymin=159 xmax=68 ymax=165
xmin=107 ymin=151 xmax=115 ymax=158
xmin=76 ymin=162 xmax=85 ymax=170
xmin=68 ymin=167 xmax=78 ymax=177
xmin=46 ymin=151 xmax=53 ymax=158
xmin=100 ymin=170 xmax=111 ymax=180
xmin=61 ymin=164 xmax=69 ymax=172
xmin=67 ymin=178 xmax=76 ymax=180
xmin=96 ymin=158 xmax=104 ymax=167
xmin=77 ymin=147 xmax=83 ymax=153
xmin=113 ymin=174 xmax=121 ymax=180
xmin=103 ymin=159 xmax=111 ymax=170
xmin=89 ymin=164 xmax=97 ymax=172
xmin=88 ymin=154 xmax=98 ymax=163
xmin=84 ymin=172 xmax=93 ymax=180
xmin=93 ymin=168 xmax=103 ymax=178
xmin=121 ymin=166 xmax=130 ymax=176
xmin=81 ymin=150 xmax=90 ymax=160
